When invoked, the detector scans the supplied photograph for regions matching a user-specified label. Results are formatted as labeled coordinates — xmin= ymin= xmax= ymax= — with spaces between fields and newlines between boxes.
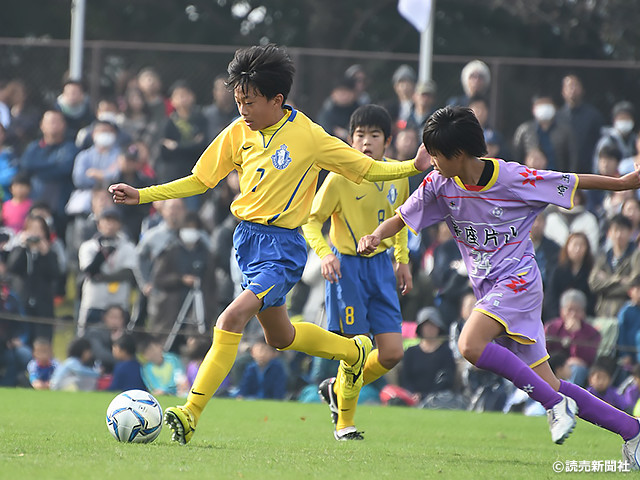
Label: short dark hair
xmin=422 ymin=106 xmax=487 ymax=159
xmin=114 ymin=334 xmax=137 ymax=357
xmin=68 ymin=337 xmax=92 ymax=359
xmin=598 ymin=145 xmax=622 ymax=162
xmin=11 ymin=172 xmax=31 ymax=187
xmin=609 ymin=213 xmax=632 ymax=231
xmin=349 ymin=104 xmax=392 ymax=140
xmin=169 ymin=79 xmax=194 ymax=97
xmin=226 ymin=44 xmax=295 ymax=104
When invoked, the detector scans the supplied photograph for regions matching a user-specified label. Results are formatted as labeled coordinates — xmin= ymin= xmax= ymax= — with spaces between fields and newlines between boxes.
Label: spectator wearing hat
xmin=316 ymin=76 xmax=359 ymax=142
xmin=399 ymin=306 xmax=456 ymax=400
xmin=344 ymin=64 xmax=372 ymax=106
xmin=593 ymin=101 xmax=637 ymax=173
xmin=446 ymin=60 xmax=491 ymax=108
xmin=77 ymin=206 xmax=138 ymax=335
xmin=67 ymin=120 xmax=122 ymax=217
xmin=406 ymin=80 xmax=437 ymax=132
xmin=384 ymin=64 xmax=417 ymax=130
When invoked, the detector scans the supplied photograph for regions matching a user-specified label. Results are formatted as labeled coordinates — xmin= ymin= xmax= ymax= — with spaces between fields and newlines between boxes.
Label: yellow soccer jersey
xmin=302 ymin=161 xmax=410 ymax=263
xmin=191 ymin=106 xmax=374 ymax=229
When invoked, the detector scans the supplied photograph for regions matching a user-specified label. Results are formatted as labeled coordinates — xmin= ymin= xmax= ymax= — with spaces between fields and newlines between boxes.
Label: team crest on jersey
xmin=387 ymin=184 xmax=398 ymax=204
xmin=448 ymin=200 xmax=460 ymax=210
xmin=491 ymin=206 xmax=503 ymax=218
xmin=271 ymin=144 xmax=292 ymax=170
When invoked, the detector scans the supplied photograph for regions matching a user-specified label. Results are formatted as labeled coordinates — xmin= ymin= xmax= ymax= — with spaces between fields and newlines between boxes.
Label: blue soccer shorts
xmin=233 ymin=221 xmax=307 ymax=310
xmin=325 ymin=249 xmax=403 ymax=336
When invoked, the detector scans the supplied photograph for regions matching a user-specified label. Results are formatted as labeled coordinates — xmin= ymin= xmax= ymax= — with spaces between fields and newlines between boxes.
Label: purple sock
xmin=476 ymin=343 xmax=562 ymax=409
xmin=559 ymin=380 xmax=639 ymax=441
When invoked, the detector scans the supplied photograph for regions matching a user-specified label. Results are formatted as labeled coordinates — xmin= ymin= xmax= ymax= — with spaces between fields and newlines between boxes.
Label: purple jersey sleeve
xmin=396 ymin=172 xmax=443 ymax=234
xmin=512 ymin=167 xmax=578 ymax=209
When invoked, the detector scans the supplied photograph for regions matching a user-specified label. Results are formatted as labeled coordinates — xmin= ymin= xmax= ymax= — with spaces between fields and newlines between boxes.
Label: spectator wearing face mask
xmin=75 ymin=98 xmax=132 ymax=151
xmin=593 ymin=101 xmax=637 ymax=173
xmin=146 ymin=212 xmax=216 ymax=349
xmin=512 ymin=94 xmax=577 ymax=172
xmin=66 ymin=120 xmax=122 ymax=216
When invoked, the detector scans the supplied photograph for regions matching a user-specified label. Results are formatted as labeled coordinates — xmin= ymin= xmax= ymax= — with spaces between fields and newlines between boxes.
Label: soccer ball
xmin=106 ymin=390 xmax=163 ymax=443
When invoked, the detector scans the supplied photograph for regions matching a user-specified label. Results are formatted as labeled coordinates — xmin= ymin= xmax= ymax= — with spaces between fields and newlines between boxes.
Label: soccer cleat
xmin=164 ymin=405 xmax=196 ymax=445
xmin=334 ymin=426 xmax=365 ymax=441
xmin=336 ymin=335 xmax=373 ymax=400
xmin=546 ymin=394 xmax=578 ymax=445
xmin=318 ymin=377 xmax=338 ymax=425
xmin=622 ymin=420 xmax=640 ymax=470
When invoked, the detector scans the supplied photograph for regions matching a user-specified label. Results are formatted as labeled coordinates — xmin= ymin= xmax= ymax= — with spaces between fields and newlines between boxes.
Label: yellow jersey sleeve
xmin=138 ymin=174 xmax=209 ymax=204
xmin=301 ymin=173 xmax=341 ymax=259
xmin=191 ymin=124 xmax=236 ymax=189
xmin=393 ymin=225 xmax=410 ymax=264
xmin=313 ymin=126 xmax=373 ymax=184
xmin=364 ymin=159 xmax=420 ymax=181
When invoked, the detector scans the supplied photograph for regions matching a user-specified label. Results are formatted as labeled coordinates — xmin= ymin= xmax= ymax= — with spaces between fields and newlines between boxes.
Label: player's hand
xmin=395 ymin=262 xmax=413 ymax=295
xmin=321 ymin=253 xmax=341 ymax=284
xmin=109 ymin=183 xmax=140 ymax=205
xmin=357 ymin=234 xmax=381 ymax=255
xmin=413 ymin=144 xmax=431 ymax=172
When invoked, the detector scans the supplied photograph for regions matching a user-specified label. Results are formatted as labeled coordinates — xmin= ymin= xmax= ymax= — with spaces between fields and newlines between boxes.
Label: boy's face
xmin=351 ymin=126 xmax=390 ymax=160
xmin=171 ymin=87 xmax=195 ymax=110
xmin=597 ymin=156 xmax=619 ymax=177
xmin=144 ymin=343 xmax=164 ymax=365
xmin=589 ymin=370 xmax=611 ymax=393
xmin=251 ymin=342 xmax=276 ymax=368
xmin=234 ymin=86 xmax=284 ymax=131
xmin=628 ymin=285 xmax=640 ymax=304
xmin=10 ymin=182 xmax=30 ymax=200
xmin=429 ymin=150 xmax=463 ymax=178
xmin=33 ymin=342 xmax=52 ymax=364
xmin=608 ymin=224 xmax=631 ymax=250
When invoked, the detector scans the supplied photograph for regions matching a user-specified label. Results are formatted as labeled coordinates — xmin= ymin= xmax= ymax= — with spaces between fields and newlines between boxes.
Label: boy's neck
xmin=459 ymin=156 xmax=487 ymax=185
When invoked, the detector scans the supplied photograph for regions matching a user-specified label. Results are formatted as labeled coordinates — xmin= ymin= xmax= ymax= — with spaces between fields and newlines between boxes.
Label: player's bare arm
xmin=358 ymin=215 xmax=406 ymax=255
xmin=577 ymin=165 xmax=640 ymax=191
xmin=109 ymin=183 xmax=140 ymax=205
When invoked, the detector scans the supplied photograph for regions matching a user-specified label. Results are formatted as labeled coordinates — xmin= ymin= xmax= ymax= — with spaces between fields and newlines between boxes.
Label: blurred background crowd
xmin=1 ymin=56 xmax=640 ymax=418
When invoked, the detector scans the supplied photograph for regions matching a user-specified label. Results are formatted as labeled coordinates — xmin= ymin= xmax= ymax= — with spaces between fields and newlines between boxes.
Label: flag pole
xmin=69 ymin=0 xmax=86 ymax=81
xmin=418 ymin=0 xmax=435 ymax=83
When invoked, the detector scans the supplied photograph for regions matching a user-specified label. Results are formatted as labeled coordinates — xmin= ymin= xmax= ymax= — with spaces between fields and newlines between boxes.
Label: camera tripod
xmin=163 ymin=278 xmax=206 ymax=351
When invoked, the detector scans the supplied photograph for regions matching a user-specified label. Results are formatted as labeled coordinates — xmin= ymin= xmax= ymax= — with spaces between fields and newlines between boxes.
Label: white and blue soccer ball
xmin=106 ymin=390 xmax=163 ymax=443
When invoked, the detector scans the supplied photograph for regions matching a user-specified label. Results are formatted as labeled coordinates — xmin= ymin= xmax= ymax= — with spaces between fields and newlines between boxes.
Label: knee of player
xmin=457 ymin=336 xmax=483 ymax=365
xmin=378 ymin=349 xmax=403 ymax=369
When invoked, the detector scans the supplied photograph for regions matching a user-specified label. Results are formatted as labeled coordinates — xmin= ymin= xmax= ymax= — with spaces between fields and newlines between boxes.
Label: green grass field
xmin=0 ymin=388 xmax=629 ymax=479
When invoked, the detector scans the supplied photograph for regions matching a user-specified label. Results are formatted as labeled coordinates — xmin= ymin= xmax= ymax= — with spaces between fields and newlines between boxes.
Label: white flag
xmin=398 ymin=0 xmax=432 ymax=33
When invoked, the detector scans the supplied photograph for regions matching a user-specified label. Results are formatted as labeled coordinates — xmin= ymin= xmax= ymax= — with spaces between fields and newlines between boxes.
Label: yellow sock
xmin=184 ymin=327 xmax=242 ymax=423
xmin=280 ymin=322 xmax=358 ymax=364
xmin=362 ymin=349 xmax=390 ymax=385
xmin=335 ymin=378 xmax=359 ymax=431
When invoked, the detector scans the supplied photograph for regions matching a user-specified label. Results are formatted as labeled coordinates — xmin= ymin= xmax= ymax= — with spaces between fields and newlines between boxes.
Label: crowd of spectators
xmin=1 ymin=60 xmax=640 ymax=415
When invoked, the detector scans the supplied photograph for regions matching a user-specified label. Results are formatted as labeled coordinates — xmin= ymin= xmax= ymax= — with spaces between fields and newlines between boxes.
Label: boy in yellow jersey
xmin=302 ymin=105 xmax=411 ymax=440
xmin=109 ymin=44 xmax=430 ymax=445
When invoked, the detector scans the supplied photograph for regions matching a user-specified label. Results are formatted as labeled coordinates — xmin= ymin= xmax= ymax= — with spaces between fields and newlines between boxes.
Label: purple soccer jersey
xmin=398 ymin=158 xmax=577 ymax=296
xmin=397 ymin=159 xmax=578 ymax=363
